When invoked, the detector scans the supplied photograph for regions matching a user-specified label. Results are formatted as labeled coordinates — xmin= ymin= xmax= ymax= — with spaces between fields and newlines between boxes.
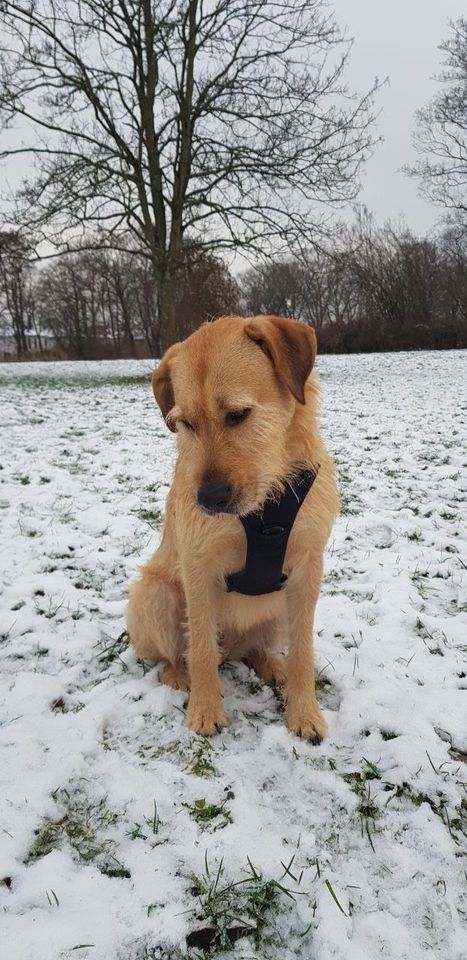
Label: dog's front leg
xmin=183 ymin=567 xmax=226 ymax=736
xmin=285 ymin=555 xmax=326 ymax=744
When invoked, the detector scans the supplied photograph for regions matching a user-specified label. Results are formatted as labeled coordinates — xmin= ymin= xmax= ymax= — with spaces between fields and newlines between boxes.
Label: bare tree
xmin=242 ymin=257 xmax=309 ymax=319
xmin=241 ymin=243 xmax=360 ymax=335
xmin=240 ymin=213 xmax=467 ymax=352
xmin=408 ymin=18 xmax=467 ymax=226
xmin=33 ymin=242 xmax=240 ymax=357
xmin=35 ymin=256 xmax=95 ymax=358
xmin=0 ymin=230 xmax=33 ymax=355
xmin=176 ymin=249 xmax=240 ymax=340
xmin=0 ymin=0 xmax=379 ymax=349
xmin=34 ymin=248 xmax=153 ymax=357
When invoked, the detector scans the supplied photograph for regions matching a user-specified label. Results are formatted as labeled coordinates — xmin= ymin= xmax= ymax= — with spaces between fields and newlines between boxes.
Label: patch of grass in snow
xmin=415 ymin=617 xmax=446 ymax=656
xmin=183 ymin=795 xmax=234 ymax=832
xmin=19 ymin=524 xmax=40 ymax=538
xmin=323 ymin=568 xmax=344 ymax=588
xmin=131 ymin=737 xmax=221 ymax=776
xmin=50 ymin=494 xmax=75 ymax=524
xmin=130 ymin=948 xmax=185 ymax=960
xmin=383 ymin=781 xmax=466 ymax=845
xmin=0 ymin=372 xmax=150 ymax=390
xmin=34 ymin=592 xmax=66 ymax=620
xmin=410 ymin=566 xmax=433 ymax=600
xmin=315 ymin=672 xmax=332 ymax=691
xmin=188 ymin=740 xmax=219 ymax=778
xmin=26 ymin=785 xmax=130 ymax=877
xmin=145 ymin=482 xmax=161 ymax=493
xmin=128 ymin=801 xmax=167 ymax=847
xmin=97 ymin=629 xmax=129 ymax=667
xmin=33 ymin=643 xmax=50 ymax=658
xmin=50 ymin=696 xmax=84 ymax=714
xmin=340 ymin=491 xmax=360 ymax=516
xmin=73 ymin=565 xmax=106 ymax=595
xmin=343 ymin=759 xmax=382 ymax=851
xmin=135 ymin=505 xmax=164 ymax=527
xmin=185 ymin=855 xmax=300 ymax=954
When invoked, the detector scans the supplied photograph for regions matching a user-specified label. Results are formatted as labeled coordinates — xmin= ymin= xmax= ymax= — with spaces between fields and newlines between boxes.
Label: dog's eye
xmin=225 ymin=408 xmax=251 ymax=427
xmin=179 ymin=419 xmax=194 ymax=431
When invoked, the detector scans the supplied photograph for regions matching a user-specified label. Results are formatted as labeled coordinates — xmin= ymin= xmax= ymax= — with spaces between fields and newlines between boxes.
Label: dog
xmin=127 ymin=315 xmax=338 ymax=741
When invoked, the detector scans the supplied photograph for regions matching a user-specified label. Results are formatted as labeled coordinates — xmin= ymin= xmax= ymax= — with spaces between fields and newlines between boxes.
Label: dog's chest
xmin=216 ymin=583 xmax=286 ymax=632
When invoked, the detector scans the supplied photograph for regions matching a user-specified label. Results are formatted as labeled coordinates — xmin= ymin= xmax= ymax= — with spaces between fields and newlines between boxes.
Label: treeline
xmin=1 ymin=217 xmax=466 ymax=359
xmin=0 ymin=238 xmax=240 ymax=359
xmin=243 ymin=217 xmax=467 ymax=352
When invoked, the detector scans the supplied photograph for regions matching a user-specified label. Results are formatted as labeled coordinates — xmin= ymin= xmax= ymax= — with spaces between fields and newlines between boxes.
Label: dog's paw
xmin=186 ymin=697 xmax=226 ymax=736
xmin=159 ymin=662 xmax=190 ymax=692
xmin=251 ymin=653 xmax=287 ymax=689
xmin=286 ymin=700 xmax=326 ymax=744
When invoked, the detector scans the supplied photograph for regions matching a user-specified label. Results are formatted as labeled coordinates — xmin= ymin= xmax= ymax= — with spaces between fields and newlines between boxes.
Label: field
xmin=0 ymin=351 xmax=466 ymax=960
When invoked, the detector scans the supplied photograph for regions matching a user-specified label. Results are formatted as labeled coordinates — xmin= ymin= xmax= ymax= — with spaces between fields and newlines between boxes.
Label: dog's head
xmin=152 ymin=315 xmax=317 ymax=516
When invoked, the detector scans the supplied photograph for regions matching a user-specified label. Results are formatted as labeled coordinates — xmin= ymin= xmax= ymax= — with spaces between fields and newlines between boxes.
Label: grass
xmin=343 ymin=759 xmax=382 ymax=851
xmin=26 ymin=785 xmax=130 ymax=877
xmin=128 ymin=801 xmax=167 ymax=846
xmin=410 ymin=567 xmax=434 ymax=601
xmin=136 ymin=506 xmax=164 ymax=527
xmin=188 ymin=740 xmax=219 ymax=778
xmin=340 ymin=755 xmax=465 ymax=852
xmin=96 ymin=629 xmax=129 ymax=667
xmin=73 ymin=566 xmax=106 ymax=594
xmin=50 ymin=696 xmax=84 ymax=714
xmin=340 ymin=491 xmax=360 ymax=516
xmin=185 ymin=855 xmax=301 ymax=953
xmin=415 ymin=617 xmax=446 ymax=656
xmin=0 ymin=372 xmax=151 ymax=390
xmin=34 ymin=593 xmax=66 ymax=619
xmin=406 ymin=530 xmax=422 ymax=541
xmin=183 ymin=796 xmax=234 ymax=832
xmin=384 ymin=781 xmax=466 ymax=845
xmin=128 ymin=737 xmax=222 ymax=777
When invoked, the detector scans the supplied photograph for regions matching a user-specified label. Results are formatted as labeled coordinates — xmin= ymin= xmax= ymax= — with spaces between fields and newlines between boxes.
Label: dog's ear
xmin=245 ymin=315 xmax=317 ymax=404
xmin=151 ymin=345 xmax=179 ymax=432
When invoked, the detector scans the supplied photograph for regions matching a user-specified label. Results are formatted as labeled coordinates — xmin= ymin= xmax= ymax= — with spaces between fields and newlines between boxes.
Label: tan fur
xmin=127 ymin=315 xmax=339 ymax=740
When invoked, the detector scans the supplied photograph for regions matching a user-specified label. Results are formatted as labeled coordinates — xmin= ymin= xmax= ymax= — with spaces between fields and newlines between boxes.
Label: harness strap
xmin=225 ymin=467 xmax=318 ymax=596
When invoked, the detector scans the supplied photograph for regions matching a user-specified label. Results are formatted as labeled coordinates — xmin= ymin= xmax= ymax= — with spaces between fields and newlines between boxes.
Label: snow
xmin=0 ymin=350 xmax=466 ymax=960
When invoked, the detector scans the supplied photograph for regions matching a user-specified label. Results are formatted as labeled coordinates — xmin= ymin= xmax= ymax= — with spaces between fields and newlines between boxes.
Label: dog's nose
xmin=197 ymin=482 xmax=232 ymax=513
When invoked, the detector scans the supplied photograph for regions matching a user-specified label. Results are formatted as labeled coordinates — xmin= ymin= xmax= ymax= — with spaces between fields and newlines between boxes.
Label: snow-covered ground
xmin=1 ymin=351 xmax=466 ymax=960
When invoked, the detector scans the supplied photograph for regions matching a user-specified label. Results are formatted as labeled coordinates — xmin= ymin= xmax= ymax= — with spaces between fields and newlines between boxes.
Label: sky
xmin=0 ymin=1 xmax=464 ymax=239
xmin=332 ymin=0 xmax=465 ymax=233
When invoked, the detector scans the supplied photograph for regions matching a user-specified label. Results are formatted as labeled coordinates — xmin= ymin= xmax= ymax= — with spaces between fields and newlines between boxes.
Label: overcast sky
xmin=332 ymin=0 xmax=464 ymax=233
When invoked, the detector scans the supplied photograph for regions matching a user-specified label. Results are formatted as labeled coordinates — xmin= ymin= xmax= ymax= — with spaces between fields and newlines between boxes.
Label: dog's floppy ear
xmin=245 ymin=315 xmax=317 ymax=404
xmin=151 ymin=344 xmax=179 ymax=432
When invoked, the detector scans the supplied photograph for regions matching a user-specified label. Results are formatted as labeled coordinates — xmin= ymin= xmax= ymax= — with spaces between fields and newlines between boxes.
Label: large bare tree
xmin=0 ymin=0 xmax=378 ymax=349
xmin=408 ymin=18 xmax=467 ymax=227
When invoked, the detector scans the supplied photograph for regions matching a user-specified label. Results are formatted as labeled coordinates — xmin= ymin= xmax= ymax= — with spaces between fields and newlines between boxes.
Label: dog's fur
xmin=127 ymin=315 xmax=338 ymax=740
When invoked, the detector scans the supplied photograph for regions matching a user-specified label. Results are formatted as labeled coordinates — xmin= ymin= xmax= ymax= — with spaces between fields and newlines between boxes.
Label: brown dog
xmin=127 ymin=315 xmax=338 ymax=741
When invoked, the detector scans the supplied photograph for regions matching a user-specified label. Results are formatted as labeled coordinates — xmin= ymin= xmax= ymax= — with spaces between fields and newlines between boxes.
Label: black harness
xmin=225 ymin=467 xmax=318 ymax=596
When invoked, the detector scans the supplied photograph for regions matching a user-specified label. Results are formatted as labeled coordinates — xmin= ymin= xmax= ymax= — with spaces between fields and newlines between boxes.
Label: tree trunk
xmin=157 ymin=270 xmax=179 ymax=354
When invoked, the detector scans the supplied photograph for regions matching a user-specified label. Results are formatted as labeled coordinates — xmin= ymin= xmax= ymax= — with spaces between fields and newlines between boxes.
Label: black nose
xmin=197 ymin=482 xmax=232 ymax=514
